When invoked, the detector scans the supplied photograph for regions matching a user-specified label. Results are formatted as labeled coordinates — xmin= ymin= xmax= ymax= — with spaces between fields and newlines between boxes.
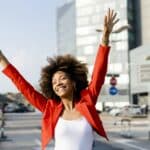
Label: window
xmin=95 ymin=5 xmax=102 ymax=13
xmin=104 ymin=2 xmax=116 ymax=10
xmin=115 ymin=41 xmax=128 ymax=51
xmin=77 ymin=36 xmax=97 ymax=46
xmin=91 ymin=15 xmax=101 ymax=24
xmin=118 ymin=74 xmax=129 ymax=84
xmin=77 ymin=56 xmax=87 ymax=63
xmin=77 ymin=17 xmax=90 ymax=26
xmin=77 ymin=6 xmax=94 ymax=16
xmin=83 ymin=45 xmax=95 ymax=55
xmin=108 ymin=63 xmax=123 ymax=73
xmin=76 ymin=26 xmax=96 ymax=36
xmin=76 ymin=0 xmax=93 ymax=7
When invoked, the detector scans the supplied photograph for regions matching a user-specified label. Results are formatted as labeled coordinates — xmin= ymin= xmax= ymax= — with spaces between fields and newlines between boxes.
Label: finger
xmin=110 ymin=9 xmax=114 ymax=19
xmin=104 ymin=15 xmax=107 ymax=26
xmin=108 ymin=8 xmax=111 ymax=21
xmin=111 ymin=12 xmax=117 ymax=22
xmin=113 ymin=18 xmax=120 ymax=26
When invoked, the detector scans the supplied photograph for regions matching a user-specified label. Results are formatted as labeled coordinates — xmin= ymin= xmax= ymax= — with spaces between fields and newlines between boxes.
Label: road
xmin=0 ymin=112 xmax=149 ymax=150
xmin=100 ymin=113 xmax=150 ymax=150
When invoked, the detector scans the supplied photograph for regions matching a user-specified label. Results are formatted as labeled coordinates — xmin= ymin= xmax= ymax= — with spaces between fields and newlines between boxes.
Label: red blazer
xmin=3 ymin=45 xmax=110 ymax=150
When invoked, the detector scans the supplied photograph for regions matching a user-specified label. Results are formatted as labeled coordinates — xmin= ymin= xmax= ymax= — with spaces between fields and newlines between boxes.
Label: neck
xmin=61 ymin=97 xmax=74 ymax=111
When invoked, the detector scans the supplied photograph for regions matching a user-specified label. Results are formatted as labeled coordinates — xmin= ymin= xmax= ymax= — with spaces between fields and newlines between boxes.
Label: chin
xmin=59 ymin=94 xmax=71 ymax=99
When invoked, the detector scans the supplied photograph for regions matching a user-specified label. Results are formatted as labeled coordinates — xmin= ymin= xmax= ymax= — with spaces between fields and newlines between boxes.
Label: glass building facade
xmin=57 ymin=0 xmax=139 ymax=106
xmin=57 ymin=0 xmax=76 ymax=55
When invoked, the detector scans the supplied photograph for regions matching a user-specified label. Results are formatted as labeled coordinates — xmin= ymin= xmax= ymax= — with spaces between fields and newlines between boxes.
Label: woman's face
xmin=52 ymin=71 xmax=75 ymax=99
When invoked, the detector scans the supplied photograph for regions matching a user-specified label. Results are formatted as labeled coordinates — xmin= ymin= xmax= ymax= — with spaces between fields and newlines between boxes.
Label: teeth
xmin=57 ymin=86 xmax=66 ymax=92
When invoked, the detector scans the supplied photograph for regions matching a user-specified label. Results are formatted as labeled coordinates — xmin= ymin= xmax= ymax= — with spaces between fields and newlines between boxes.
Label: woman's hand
xmin=102 ymin=8 xmax=119 ymax=46
xmin=0 ymin=50 xmax=4 ymax=63
xmin=0 ymin=50 xmax=10 ymax=69
xmin=104 ymin=8 xmax=119 ymax=35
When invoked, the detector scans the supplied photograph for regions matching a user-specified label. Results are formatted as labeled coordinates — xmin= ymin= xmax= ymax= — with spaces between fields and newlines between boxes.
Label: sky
xmin=0 ymin=0 xmax=65 ymax=93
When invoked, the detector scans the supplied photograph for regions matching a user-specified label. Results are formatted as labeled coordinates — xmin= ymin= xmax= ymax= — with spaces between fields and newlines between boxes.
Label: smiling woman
xmin=52 ymin=71 xmax=75 ymax=99
xmin=40 ymin=54 xmax=88 ymax=102
xmin=0 ymin=9 xmax=119 ymax=150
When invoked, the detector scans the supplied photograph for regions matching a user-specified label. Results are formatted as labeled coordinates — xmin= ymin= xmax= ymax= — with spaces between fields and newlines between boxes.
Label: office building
xmin=57 ymin=0 xmax=143 ymax=108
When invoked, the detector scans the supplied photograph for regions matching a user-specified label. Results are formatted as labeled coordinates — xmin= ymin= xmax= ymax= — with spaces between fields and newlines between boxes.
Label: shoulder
xmin=46 ymin=99 xmax=60 ymax=108
xmin=79 ymin=89 xmax=93 ymax=105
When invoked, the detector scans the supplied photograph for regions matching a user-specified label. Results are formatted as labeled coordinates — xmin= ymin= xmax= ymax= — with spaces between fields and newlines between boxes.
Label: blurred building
xmin=129 ymin=0 xmax=150 ymax=107
xmin=56 ymin=0 xmax=144 ymax=108
xmin=57 ymin=0 xmax=76 ymax=55
xmin=140 ymin=0 xmax=150 ymax=45
xmin=130 ymin=45 xmax=150 ymax=106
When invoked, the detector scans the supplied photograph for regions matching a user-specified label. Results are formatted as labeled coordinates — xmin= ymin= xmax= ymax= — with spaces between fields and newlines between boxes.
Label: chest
xmin=54 ymin=116 xmax=94 ymax=150
xmin=60 ymin=108 xmax=83 ymax=120
xmin=55 ymin=117 xmax=93 ymax=138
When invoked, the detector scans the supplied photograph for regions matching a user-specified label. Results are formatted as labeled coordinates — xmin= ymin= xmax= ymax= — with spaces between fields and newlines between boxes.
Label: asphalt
xmin=0 ymin=112 xmax=149 ymax=150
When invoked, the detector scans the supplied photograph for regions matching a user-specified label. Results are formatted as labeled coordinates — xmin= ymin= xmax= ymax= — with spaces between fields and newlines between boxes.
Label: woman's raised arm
xmin=88 ymin=9 xmax=119 ymax=105
xmin=0 ymin=50 xmax=47 ymax=112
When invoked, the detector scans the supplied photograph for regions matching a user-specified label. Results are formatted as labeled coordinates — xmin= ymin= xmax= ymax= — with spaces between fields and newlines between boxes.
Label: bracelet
xmin=102 ymin=39 xmax=109 ymax=45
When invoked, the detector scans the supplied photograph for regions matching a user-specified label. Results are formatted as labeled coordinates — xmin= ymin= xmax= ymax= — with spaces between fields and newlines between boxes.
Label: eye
xmin=52 ymin=80 xmax=57 ymax=85
xmin=61 ymin=76 xmax=67 ymax=80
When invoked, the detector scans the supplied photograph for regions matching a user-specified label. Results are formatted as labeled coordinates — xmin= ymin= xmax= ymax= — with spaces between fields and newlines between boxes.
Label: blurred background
xmin=0 ymin=0 xmax=150 ymax=150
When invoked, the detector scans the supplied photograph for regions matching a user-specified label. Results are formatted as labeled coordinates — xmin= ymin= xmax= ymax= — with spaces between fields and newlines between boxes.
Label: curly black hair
xmin=39 ymin=54 xmax=88 ymax=102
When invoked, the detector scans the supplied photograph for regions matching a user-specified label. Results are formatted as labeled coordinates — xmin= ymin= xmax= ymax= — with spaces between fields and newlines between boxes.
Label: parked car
xmin=117 ymin=105 xmax=142 ymax=117
xmin=109 ymin=105 xmax=142 ymax=116
xmin=109 ymin=107 xmax=121 ymax=116
xmin=121 ymin=104 xmax=142 ymax=116
xmin=103 ymin=106 xmax=112 ymax=112
xmin=4 ymin=103 xmax=35 ymax=113
xmin=4 ymin=103 xmax=19 ymax=113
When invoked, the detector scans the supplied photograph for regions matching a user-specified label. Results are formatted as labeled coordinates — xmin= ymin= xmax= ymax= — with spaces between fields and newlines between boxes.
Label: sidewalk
xmin=100 ymin=113 xmax=150 ymax=150
xmin=0 ymin=112 xmax=123 ymax=150
xmin=0 ymin=130 xmax=123 ymax=150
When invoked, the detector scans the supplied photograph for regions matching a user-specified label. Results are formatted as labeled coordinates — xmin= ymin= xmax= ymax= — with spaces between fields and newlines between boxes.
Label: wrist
xmin=102 ymin=35 xmax=109 ymax=46
xmin=102 ymin=38 xmax=109 ymax=46
xmin=102 ymin=30 xmax=110 ymax=45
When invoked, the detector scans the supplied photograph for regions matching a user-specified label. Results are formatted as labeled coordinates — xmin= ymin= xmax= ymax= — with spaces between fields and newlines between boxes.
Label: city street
xmin=0 ymin=112 xmax=149 ymax=150
xmin=100 ymin=114 xmax=150 ymax=150
xmin=0 ymin=1 xmax=150 ymax=150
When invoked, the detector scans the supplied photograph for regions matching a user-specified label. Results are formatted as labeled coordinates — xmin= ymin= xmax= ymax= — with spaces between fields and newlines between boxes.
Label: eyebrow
xmin=52 ymin=74 xmax=66 ymax=81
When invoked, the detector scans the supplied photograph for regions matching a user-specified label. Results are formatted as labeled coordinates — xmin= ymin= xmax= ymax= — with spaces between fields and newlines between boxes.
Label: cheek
xmin=52 ymin=85 xmax=56 ymax=92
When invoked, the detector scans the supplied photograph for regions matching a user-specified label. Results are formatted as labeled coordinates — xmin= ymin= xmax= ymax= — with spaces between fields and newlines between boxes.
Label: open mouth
xmin=56 ymin=85 xmax=67 ymax=93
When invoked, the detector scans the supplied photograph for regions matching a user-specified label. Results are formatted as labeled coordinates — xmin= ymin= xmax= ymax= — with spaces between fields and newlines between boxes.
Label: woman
xmin=0 ymin=9 xmax=119 ymax=150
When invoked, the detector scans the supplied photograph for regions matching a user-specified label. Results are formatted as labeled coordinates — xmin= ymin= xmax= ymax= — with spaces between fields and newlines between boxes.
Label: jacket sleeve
xmin=2 ymin=64 xmax=47 ymax=112
xmin=88 ymin=45 xmax=110 ymax=105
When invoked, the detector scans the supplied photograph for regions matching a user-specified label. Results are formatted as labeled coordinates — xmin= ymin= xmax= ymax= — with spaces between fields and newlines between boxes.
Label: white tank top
xmin=54 ymin=116 xmax=94 ymax=150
